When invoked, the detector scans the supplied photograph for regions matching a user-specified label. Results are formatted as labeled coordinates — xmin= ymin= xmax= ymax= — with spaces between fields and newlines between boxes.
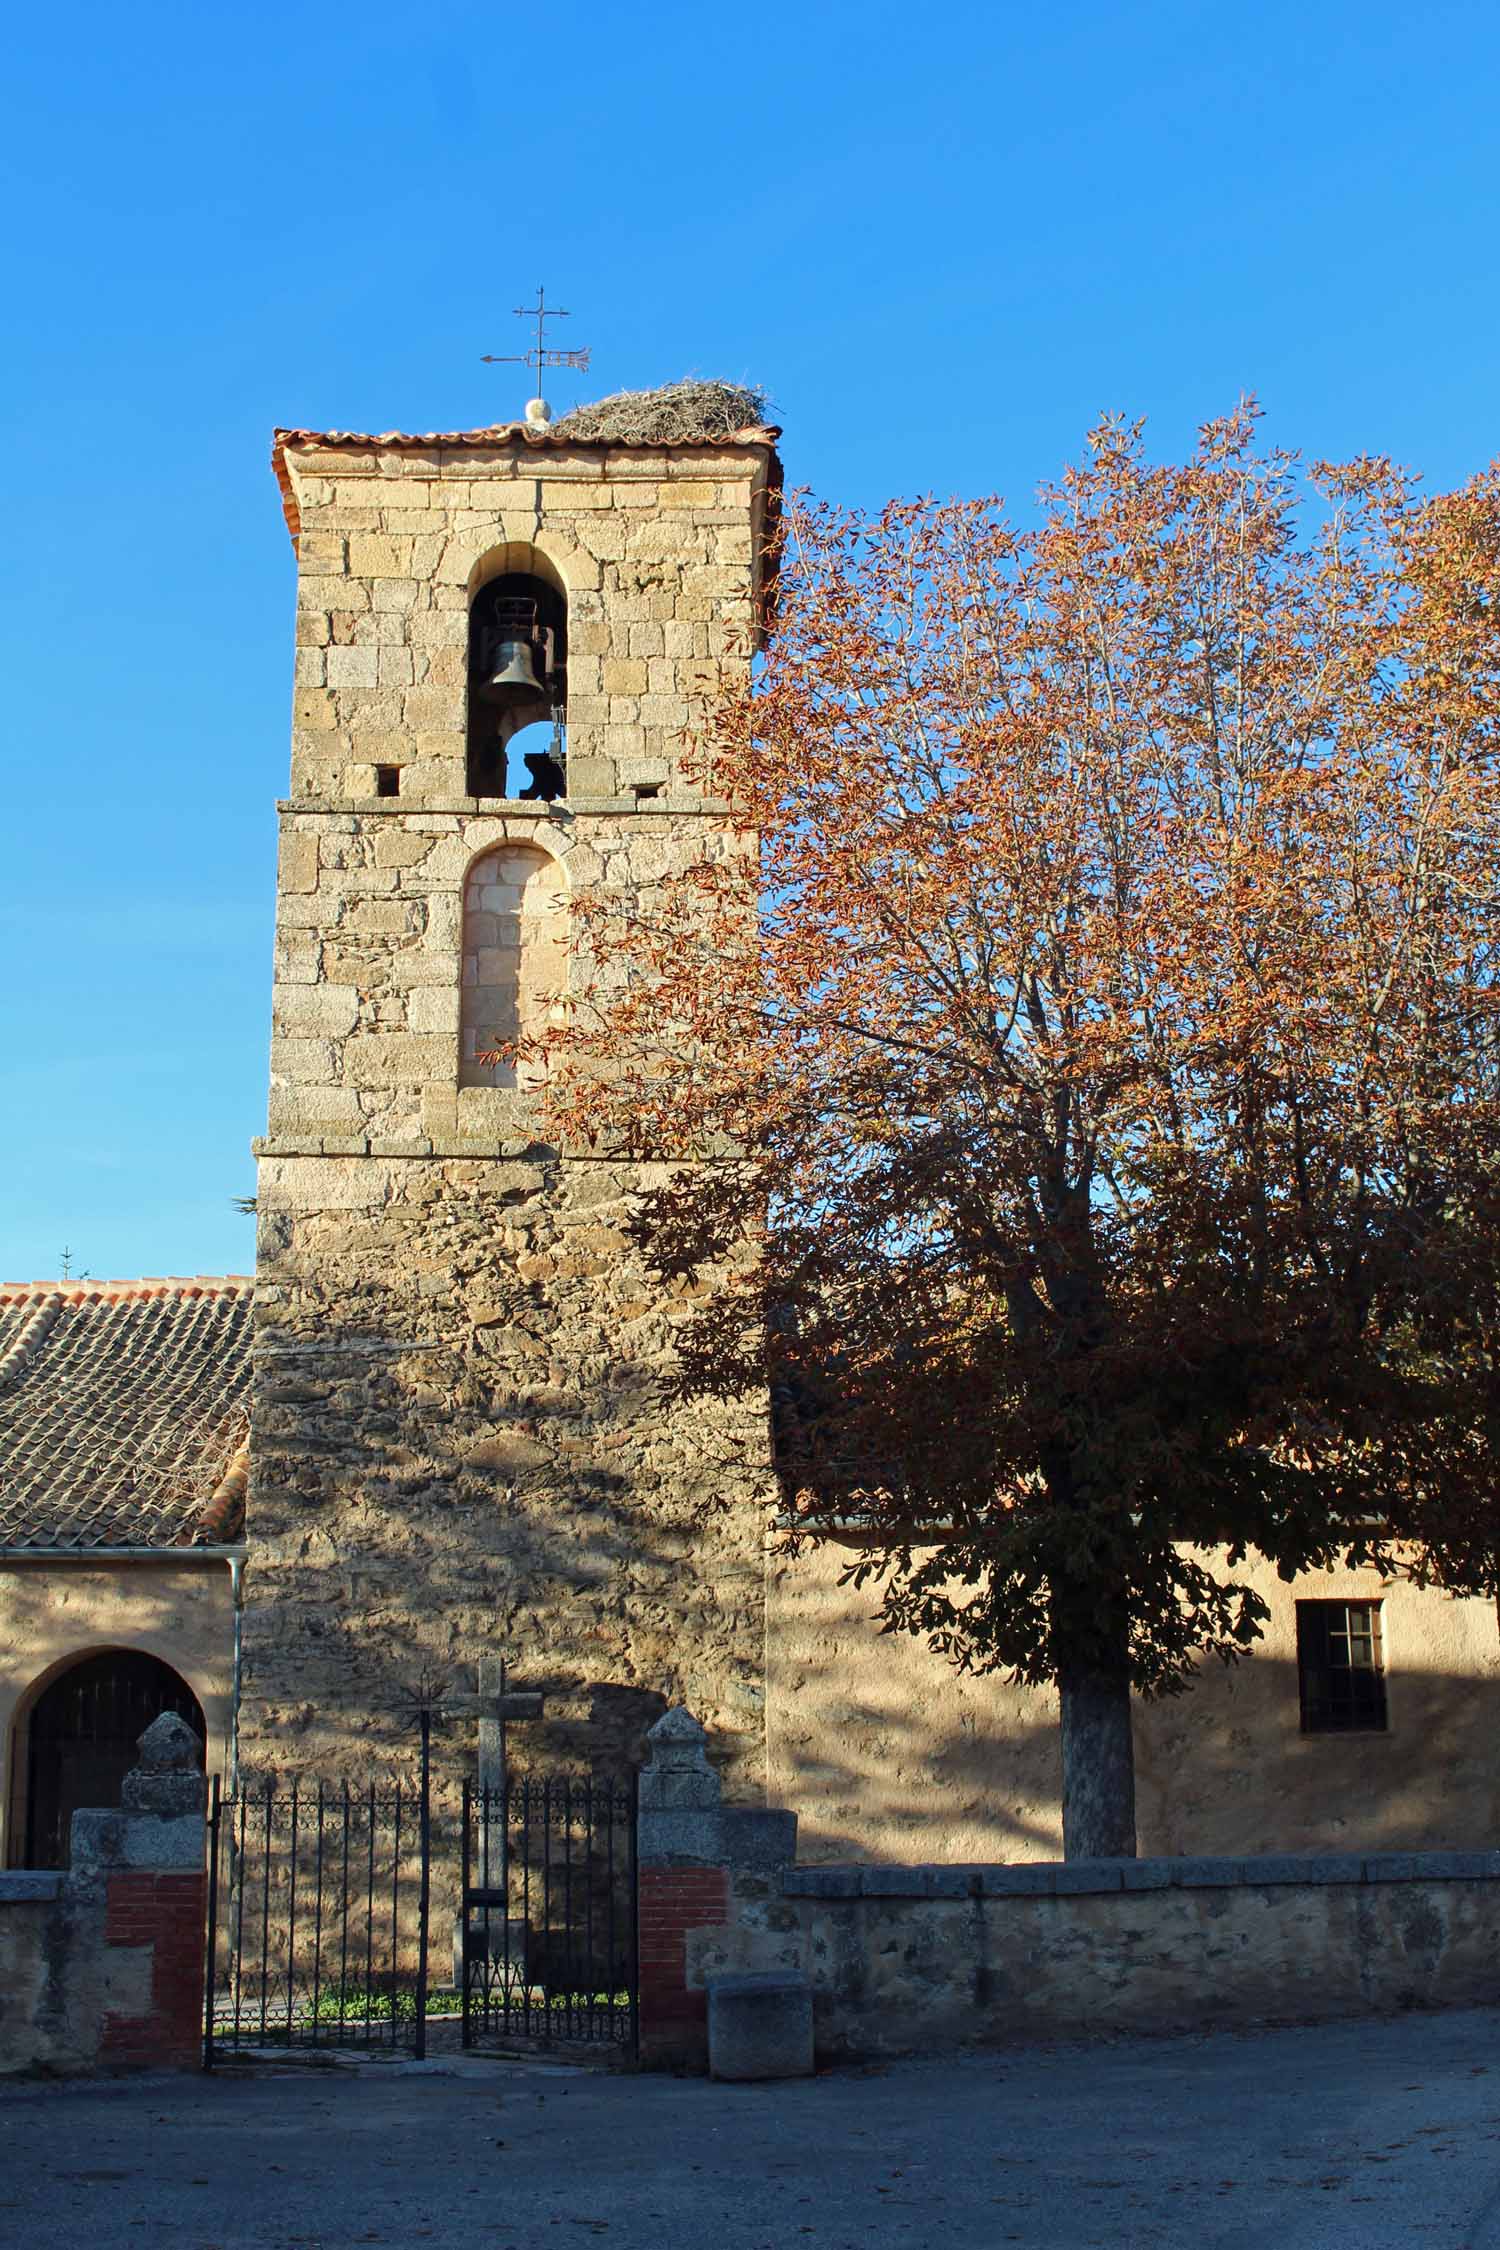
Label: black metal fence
xmin=204 ymin=1767 xmax=637 ymax=2064
xmin=461 ymin=1778 xmax=636 ymax=2052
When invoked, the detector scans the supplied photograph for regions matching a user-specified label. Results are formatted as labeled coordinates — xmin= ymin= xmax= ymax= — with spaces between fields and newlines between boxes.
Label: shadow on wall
xmin=1132 ymin=1647 xmax=1500 ymax=1860
xmin=240 ymin=1247 xmax=765 ymax=1795
xmin=768 ymin=1637 xmax=1500 ymax=1866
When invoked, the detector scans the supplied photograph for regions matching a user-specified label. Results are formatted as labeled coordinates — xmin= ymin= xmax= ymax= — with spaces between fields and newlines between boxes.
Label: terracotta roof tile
xmin=0 ymin=1279 xmax=254 ymax=1551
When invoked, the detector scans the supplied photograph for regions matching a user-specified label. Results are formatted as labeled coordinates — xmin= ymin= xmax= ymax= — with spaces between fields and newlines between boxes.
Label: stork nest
xmin=550 ymin=379 xmax=770 ymax=446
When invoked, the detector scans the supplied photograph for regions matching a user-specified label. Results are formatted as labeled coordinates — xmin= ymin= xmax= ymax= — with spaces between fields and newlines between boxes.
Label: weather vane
xmin=482 ymin=286 xmax=591 ymax=425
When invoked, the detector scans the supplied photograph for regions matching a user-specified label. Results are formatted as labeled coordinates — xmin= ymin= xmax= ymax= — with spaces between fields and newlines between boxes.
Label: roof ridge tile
xmin=0 ymin=1273 xmax=253 ymax=1299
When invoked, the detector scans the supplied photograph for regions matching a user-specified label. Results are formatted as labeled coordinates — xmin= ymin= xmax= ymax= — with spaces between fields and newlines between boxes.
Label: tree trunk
xmin=1059 ymin=1670 xmax=1137 ymax=1858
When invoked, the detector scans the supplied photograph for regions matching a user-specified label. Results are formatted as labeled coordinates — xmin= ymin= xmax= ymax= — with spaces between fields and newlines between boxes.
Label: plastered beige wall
xmin=767 ymin=1543 xmax=1500 ymax=1861
xmin=0 ymin=1560 xmax=236 ymax=1867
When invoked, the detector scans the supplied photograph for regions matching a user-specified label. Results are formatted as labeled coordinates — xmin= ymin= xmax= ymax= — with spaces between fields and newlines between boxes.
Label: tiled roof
xmin=0 ymin=1279 xmax=254 ymax=1551
xmin=271 ymin=420 xmax=782 ymax=551
xmin=274 ymin=421 xmax=780 ymax=452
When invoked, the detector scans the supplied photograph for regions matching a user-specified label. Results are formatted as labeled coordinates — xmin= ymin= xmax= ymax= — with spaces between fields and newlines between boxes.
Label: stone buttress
xmin=240 ymin=412 xmax=782 ymax=1785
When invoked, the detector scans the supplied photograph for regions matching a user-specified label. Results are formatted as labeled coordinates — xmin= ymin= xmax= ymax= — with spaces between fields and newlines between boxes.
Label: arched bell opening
xmin=466 ymin=572 xmax=569 ymax=799
xmin=15 ymin=1648 xmax=205 ymax=1869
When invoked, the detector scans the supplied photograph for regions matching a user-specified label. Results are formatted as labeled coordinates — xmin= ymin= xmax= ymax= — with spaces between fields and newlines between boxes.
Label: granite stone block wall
xmin=245 ymin=1147 xmax=771 ymax=1779
xmin=694 ymin=1853 xmax=1500 ymax=2059
xmin=242 ymin=430 xmax=781 ymax=1789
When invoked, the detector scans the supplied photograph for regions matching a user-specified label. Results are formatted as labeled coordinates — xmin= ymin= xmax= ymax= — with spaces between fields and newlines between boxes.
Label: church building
xmin=3 ymin=383 xmax=1497 ymax=1870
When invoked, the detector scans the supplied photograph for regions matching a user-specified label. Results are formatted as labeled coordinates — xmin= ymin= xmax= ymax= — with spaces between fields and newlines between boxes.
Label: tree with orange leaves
xmin=543 ymin=406 xmax=1500 ymax=1858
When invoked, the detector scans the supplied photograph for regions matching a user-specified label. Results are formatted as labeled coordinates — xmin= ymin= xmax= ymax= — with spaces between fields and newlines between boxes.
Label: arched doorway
xmin=21 ymin=1650 xmax=205 ymax=1868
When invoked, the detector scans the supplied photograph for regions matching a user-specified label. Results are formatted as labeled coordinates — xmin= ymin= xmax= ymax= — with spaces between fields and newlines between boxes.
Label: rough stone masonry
xmin=239 ymin=413 xmax=783 ymax=1786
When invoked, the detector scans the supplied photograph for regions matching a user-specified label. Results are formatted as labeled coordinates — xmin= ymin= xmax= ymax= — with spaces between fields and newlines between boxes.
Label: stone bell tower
xmin=241 ymin=393 xmax=782 ymax=1783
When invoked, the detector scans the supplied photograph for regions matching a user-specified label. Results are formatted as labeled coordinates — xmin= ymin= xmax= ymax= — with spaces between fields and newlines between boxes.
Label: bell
xmin=481 ymin=636 xmax=546 ymax=705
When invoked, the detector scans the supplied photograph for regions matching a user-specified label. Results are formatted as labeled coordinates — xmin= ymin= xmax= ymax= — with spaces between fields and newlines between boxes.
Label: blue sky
xmin=2 ymin=0 xmax=1497 ymax=1281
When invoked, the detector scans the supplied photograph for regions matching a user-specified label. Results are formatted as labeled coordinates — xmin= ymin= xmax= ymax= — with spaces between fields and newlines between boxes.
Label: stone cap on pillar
xmin=639 ymin=1708 xmax=722 ymax=1813
xmin=637 ymin=1708 xmax=798 ymax=1873
xmin=71 ymin=1712 xmax=208 ymax=1872
xmin=121 ymin=1713 xmax=208 ymax=1817
xmin=638 ymin=1707 xmax=724 ymax=1866
xmin=137 ymin=1712 xmax=201 ymax=1767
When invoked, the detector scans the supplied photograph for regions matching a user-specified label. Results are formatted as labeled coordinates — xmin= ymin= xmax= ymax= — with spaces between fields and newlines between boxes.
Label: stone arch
xmin=466 ymin=544 xmax=571 ymax=798
xmin=11 ymin=1645 xmax=205 ymax=1869
xmin=467 ymin=539 xmax=571 ymax=604
xmin=459 ymin=841 xmax=570 ymax=1089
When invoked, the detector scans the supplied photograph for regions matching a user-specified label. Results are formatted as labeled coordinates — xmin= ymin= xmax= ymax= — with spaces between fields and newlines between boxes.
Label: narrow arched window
xmin=460 ymin=845 xmax=569 ymax=1088
xmin=466 ymin=570 xmax=568 ymax=799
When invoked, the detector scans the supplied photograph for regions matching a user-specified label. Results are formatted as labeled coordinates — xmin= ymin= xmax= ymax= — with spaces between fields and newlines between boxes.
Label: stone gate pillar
xmin=636 ymin=1707 xmax=797 ymax=2069
xmin=69 ymin=1711 xmax=209 ymax=2072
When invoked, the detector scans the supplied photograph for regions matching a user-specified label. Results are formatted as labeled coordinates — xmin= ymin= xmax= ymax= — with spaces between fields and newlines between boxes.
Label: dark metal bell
xmin=481 ymin=637 xmax=546 ymax=705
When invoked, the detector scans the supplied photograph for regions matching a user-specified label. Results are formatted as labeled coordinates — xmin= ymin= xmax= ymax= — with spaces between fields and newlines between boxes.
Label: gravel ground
xmin=4 ymin=2006 xmax=1500 ymax=2248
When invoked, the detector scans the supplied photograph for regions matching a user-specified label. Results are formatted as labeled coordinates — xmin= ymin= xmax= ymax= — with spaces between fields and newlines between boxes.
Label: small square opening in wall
xmin=375 ymin=765 xmax=401 ymax=798
xmin=632 ymin=782 xmax=663 ymax=801
xmin=1296 ymin=1600 xmax=1388 ymax=1733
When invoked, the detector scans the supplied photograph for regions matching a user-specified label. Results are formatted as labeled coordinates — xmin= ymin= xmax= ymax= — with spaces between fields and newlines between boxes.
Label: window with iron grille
xmin=1296 ymin=1600 xmax=1388 ymax=1733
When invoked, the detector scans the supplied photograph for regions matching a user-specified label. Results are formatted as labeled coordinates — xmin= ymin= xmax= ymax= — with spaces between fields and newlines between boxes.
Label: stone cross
xmin=441 ymin=1659 xmax=544 ymax=1887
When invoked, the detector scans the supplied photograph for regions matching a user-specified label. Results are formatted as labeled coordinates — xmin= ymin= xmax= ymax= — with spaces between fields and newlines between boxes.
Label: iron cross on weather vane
xmin=481 ymin=285 xmax=591 ymax=417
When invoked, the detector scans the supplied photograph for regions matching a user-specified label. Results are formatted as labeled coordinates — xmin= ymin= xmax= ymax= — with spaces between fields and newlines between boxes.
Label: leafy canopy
xmin=543 ymin=406 xmax=1500 ymax=1698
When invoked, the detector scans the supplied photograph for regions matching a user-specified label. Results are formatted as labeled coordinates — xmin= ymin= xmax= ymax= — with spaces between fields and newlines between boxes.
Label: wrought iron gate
xmin=460 ymin=1777 xmax=637 ymax=2052
xmin=205 ymin=1767 xmax=637 ymax=2064
xmin=204 ymin=1772 xmax=433 ymax=2062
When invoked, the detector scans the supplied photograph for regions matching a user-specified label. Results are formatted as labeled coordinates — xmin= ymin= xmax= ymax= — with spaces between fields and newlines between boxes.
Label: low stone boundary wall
xmin=712 ymin=1851 xmax=1500 ymax=2058
xmin=633 ymin=1707 xmax=1500 ymax=2069
xmin=0 ymin=1716 xmax=207 ymax=2077
xmin=0 ymin=1871 xmax=143 ymax=2075
xmin=784 ymin=1846 xmax=1500 ymax=1896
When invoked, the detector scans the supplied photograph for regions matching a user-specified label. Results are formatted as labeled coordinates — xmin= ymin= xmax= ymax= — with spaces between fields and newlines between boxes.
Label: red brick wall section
xmin=638 ymin=1866 xmax=729 ymax=2062
xmin=100 ymin=1872 xmax=207 ymax=2071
